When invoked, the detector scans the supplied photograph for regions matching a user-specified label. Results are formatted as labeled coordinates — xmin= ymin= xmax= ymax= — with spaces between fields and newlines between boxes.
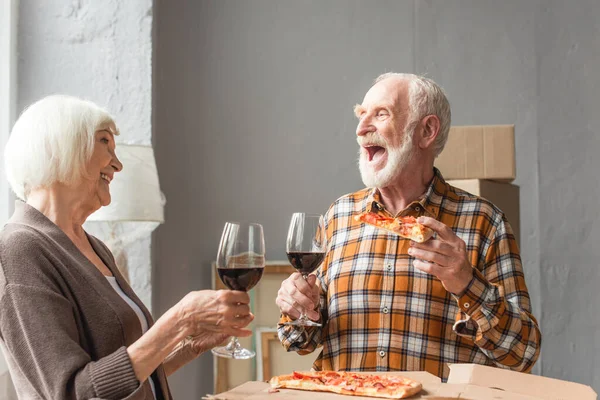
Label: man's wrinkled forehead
xmin=358 ymin=77 xmax=409 ymax=110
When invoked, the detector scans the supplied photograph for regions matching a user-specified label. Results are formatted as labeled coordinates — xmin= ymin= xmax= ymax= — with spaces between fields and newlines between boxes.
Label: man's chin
xmin=360 ymin=169 xmax=388 ymax=188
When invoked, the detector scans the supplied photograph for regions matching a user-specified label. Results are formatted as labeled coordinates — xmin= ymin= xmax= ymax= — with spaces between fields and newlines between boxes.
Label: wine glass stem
xmin=298 ymin=274 xmax=310 ymax=323
xmin=225 ymin=336 xmax=241 ymax=354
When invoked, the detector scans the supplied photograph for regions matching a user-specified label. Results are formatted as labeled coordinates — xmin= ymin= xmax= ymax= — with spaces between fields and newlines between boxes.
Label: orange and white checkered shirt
xmin=278 ymin=168 xmax=541 ymax=380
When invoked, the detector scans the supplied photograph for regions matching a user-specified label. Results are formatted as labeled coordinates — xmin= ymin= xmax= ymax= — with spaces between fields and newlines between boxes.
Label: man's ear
xmin=417 ymin=115 xmax=440 ymax=150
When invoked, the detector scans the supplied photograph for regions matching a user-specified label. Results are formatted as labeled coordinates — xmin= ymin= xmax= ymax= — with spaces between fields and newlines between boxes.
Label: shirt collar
xmin=363 ymin=167 xmax=448 ymax=219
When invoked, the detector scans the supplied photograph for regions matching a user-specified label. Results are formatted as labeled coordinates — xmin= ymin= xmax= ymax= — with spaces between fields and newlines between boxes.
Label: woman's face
xmin=82 ymin=123 xmax=123 ymax=209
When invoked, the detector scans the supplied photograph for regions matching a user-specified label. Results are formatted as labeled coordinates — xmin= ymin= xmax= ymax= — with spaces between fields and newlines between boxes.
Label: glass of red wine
xmin=211 ymin=222 xmax=265 ymax=359
xmin=284 ymin=213 xmax=326 ymax=327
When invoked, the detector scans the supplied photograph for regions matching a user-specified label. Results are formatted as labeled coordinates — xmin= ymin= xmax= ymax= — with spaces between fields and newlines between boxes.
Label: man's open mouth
xmin=365 ymin=145 xmax=386 ymax=162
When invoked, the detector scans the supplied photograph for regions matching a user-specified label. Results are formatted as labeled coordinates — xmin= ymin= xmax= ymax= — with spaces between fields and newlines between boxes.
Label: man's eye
xmin=377 ymin=111 xmax=388 ymax=117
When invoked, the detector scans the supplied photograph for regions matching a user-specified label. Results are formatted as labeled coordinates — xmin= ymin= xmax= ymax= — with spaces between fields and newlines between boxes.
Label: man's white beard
xmin=358 ymin=129 xmax=414 ymax=188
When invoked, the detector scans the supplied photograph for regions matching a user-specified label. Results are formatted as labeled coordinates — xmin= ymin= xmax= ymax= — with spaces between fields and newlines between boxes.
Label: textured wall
xmin=153 ymin=1 xmax=542 ymax=398
xmin=536 ymin=0 xmax=600 ymax=389
xmin=16 ymin=1 xmax=600 ymax=398
xmin=17 ymin=0 xmax=154 ymax=307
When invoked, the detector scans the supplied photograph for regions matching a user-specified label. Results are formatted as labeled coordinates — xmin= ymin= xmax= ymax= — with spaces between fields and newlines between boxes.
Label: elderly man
xmin=276 ymin=73 xmax=541 ymax=380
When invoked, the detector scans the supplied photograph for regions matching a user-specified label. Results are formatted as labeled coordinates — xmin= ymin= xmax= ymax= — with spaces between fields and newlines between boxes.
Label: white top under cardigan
xmin=106 ymin=276 xmax=157 ymax=399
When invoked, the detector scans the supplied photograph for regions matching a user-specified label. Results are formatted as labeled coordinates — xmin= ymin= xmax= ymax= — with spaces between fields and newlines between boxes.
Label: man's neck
xmin=377 ymin=165 xmax=435 ymax=216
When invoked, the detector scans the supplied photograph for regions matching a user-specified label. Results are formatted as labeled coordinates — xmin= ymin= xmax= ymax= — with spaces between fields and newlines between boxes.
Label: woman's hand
xmin=153 ymin=289 xmax=254 ymax=378
xmin=177 ymin=289 xmax=254 ymax=338
xmin=163 ymin=331 xmax=230 ymax=376
xmin=185 ymin=331 xmax=229 ymax=355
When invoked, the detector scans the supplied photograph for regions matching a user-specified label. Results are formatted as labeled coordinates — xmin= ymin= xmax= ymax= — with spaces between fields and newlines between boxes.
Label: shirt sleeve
xmin=0 ymin=283 xmax=145 ymax=399
xmin=452 ymin=217 xmax=541 ymax=372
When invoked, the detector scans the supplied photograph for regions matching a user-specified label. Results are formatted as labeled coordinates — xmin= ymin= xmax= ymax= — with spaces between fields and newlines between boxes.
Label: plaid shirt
xmin=278 ymin=168 xmax=541 ymax=380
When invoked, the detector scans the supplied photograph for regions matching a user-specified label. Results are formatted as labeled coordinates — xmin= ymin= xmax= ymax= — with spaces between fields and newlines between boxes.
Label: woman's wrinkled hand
xmin=163 ymin=331 xmax=231 ymax=376
xmin=185 ymin=331 xmax=230 ymax=356
xmin=177 ymin=289 xmax=254 ymax=338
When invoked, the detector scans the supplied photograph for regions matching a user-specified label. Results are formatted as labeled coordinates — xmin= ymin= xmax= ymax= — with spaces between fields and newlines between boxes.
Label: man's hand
xmin=408 ymin=216 xmax=474 ymax=295
xmin=276 ymin=273 xmax=320 ymax=321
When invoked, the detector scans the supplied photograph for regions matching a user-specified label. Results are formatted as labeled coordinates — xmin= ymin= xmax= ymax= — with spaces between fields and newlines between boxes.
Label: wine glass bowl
xmin=212 ymin=222 xmax=265 ymax=359
xmin=284 ymin=213 xmax=326 ymax=327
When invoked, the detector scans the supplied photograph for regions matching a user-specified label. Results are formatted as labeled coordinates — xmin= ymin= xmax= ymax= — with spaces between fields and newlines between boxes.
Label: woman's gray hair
xmin=4 ymin=95 xmax=119 ymax=200
xmin=374 ymin=73 xmax=451 ymax=156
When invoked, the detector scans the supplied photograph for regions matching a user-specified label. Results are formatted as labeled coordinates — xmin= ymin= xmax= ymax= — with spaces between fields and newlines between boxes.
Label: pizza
xmin=354 ymin=212 xmax=434 ymax=243
xmin=269 ymin=371 xmax=422 ymax=399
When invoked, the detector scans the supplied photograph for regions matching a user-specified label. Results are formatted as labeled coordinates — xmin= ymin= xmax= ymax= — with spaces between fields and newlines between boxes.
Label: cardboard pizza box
xmin=435 ymin=125 xmax=516 ymax=182
xmin=209 ymin=366 xmax=597 ymax=400
xmin=447 ymin=179 xmax=520 ymax=244
xmin=446 ymin=364 xmax=597 ymax=400
xmin=434 ymin=383 xmax=544 ymax=399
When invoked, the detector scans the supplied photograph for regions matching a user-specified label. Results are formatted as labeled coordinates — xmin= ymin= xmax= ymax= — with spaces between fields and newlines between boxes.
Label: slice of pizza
xmin=354 ymin=212 xmax=434 ymax=243
xmin=270 ymin=371 xmax=422 ymax=399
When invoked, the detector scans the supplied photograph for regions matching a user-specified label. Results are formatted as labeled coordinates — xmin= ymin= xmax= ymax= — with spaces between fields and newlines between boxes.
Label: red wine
xmin=217 ymin=268 xmax=264 ymax=291
xmin=286 ymin=251 xmax=325 ymax=275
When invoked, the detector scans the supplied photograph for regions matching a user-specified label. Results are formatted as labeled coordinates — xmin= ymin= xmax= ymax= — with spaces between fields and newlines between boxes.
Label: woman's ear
xmin=417 ymin=115 xmax=441 ymax=150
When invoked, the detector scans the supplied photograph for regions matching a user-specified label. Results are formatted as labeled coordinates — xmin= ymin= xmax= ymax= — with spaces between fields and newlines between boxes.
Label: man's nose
xmin=356 ymin=115 xmax=374 ymax=137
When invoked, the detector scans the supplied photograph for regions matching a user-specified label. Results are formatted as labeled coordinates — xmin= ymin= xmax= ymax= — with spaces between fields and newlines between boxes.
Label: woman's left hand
xmin=185 ymin=331 xmax=229 ymax=356
xmin=163 ymin=331 xmax=230 ymax=376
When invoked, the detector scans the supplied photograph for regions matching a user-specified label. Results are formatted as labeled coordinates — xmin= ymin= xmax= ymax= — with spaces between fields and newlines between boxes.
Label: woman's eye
xmin=101 ymin=138 xmax=110 ymax=144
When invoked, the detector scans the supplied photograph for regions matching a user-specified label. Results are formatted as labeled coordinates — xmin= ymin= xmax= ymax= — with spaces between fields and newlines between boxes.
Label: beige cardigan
xmin=0 ymin=202 xmax=172 ymax=399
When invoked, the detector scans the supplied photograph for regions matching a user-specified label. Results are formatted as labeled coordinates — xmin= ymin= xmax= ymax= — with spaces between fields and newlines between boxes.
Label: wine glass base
xmin=283 ymin=319 xmax=322 ymax=327
xmin=211 ymin=345 xmax=256 ymax=359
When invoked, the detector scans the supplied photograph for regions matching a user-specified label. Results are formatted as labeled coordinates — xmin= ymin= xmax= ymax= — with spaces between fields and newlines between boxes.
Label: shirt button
xmin=382 ymin=307 xmax=389 ymax=314
xmin=379 ymin=350 xmax=386 ymax=357
xmin=386 ymin=264 xmax=392 ymax=271
xmin=464 ymin=302 xmax=470 ymax=309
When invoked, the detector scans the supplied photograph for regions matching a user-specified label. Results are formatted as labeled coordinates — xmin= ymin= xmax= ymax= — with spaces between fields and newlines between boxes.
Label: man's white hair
xmin=374 ymin=72 xmax=451 ymax=156
xmin=4 ymin=95 xmax=119 ymax=200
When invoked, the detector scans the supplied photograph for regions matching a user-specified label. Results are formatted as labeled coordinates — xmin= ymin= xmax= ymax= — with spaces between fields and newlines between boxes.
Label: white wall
xmin=17 ymin=0 xmax=154 ymax=306
xmin=153 ymin=1 xmax=542 ymax=398
xmin=0 ymin=0 xmax=18 ymax=398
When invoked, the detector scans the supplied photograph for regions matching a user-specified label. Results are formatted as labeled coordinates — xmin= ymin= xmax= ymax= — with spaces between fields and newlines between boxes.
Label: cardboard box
xmin=446 ymin=364 xmax=597 ymax=400
xmin=211 ymin=364 xmax=597 ymax=400
xmin=435 ymin=125 xmax=516 ymax=182
xmin=447 ymin=179 xmax=520 ymax=245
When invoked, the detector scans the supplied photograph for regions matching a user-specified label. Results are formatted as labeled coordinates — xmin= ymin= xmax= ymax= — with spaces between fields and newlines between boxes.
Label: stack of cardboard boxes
xmin=435 ymin=125 xmax=521 ymax=244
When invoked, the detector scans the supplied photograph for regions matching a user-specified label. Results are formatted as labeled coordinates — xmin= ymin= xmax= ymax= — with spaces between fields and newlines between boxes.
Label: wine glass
xmin=211 ymin=222 xmax=265 ymax=359
xmin=284 ymin=213 xmax=326 ymax=327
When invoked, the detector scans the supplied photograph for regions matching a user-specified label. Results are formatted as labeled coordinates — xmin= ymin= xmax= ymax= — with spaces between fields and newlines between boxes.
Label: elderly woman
xmin=0 ymin=95 xmax=252 ymax=399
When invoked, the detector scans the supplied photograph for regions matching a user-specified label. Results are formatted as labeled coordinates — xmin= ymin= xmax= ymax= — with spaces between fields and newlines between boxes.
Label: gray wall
xmin=536 ymin=0 xmax=600 ymax=389
xmin=154 ymin=1 xmax=548 ymax=398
